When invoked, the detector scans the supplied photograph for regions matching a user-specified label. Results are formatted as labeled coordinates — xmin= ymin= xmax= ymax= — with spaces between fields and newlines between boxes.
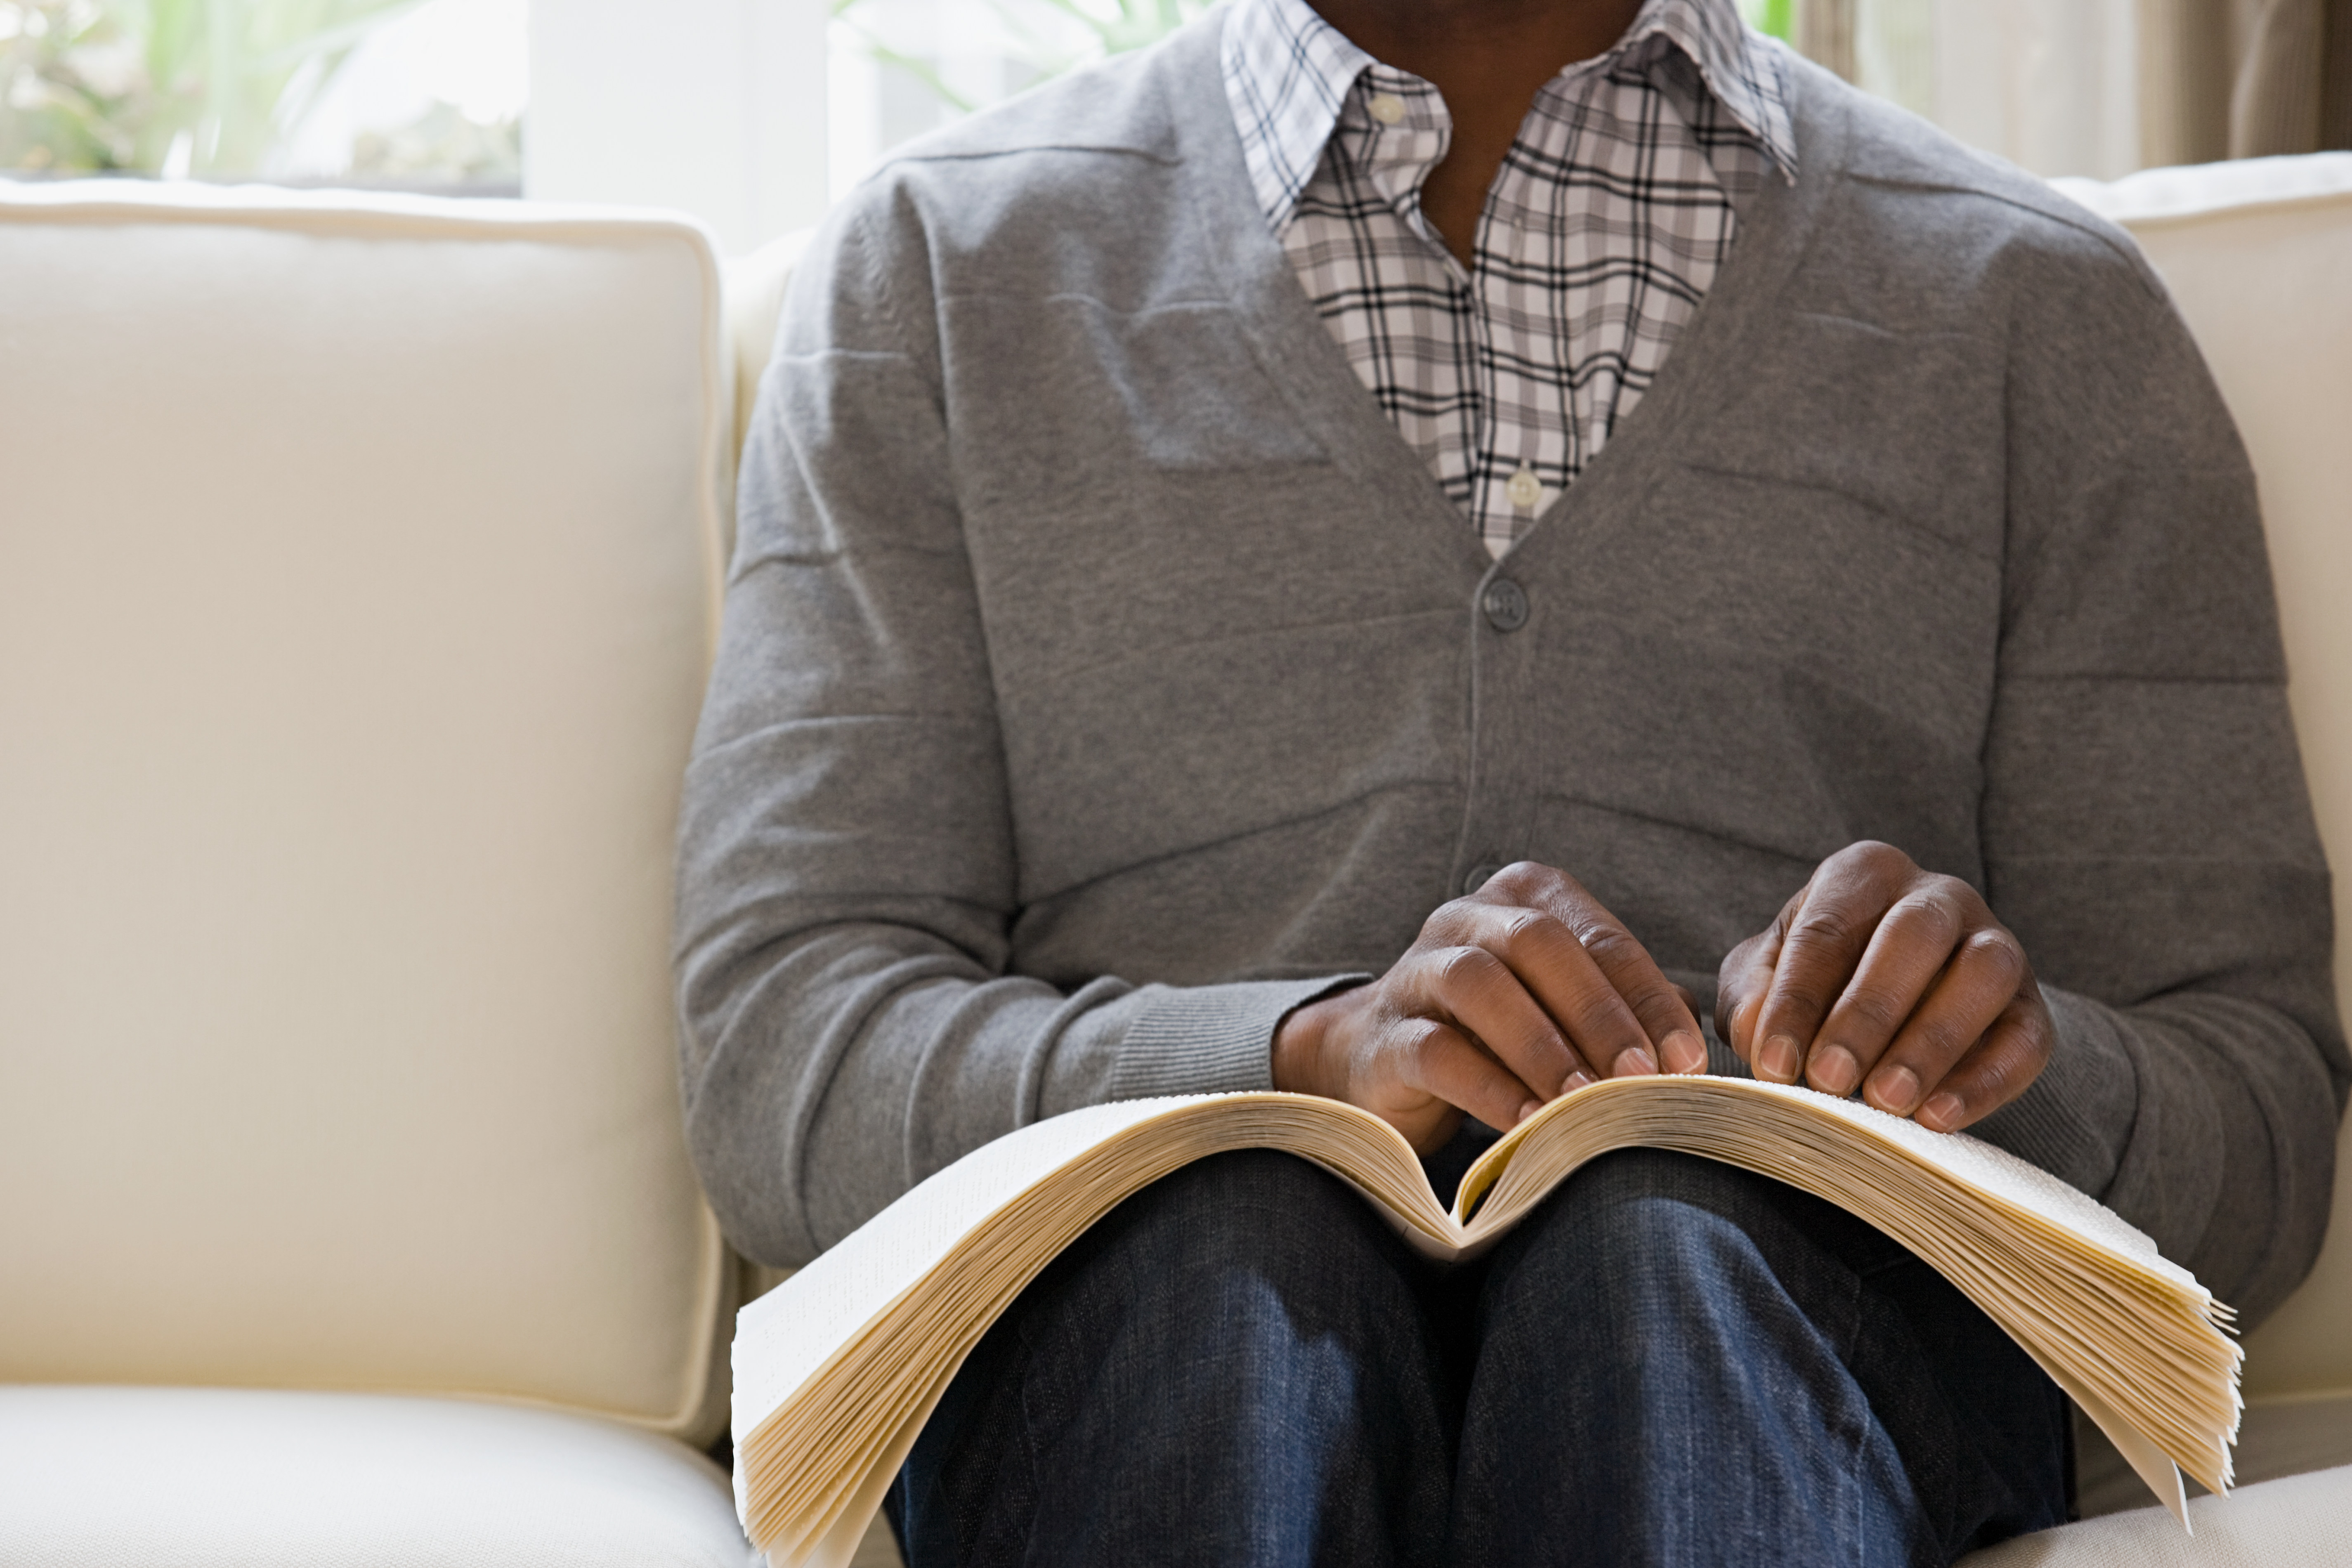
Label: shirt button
xmin=1464 ymin=863 xmax=1504 ymax=897
xmin=1367 ymin=92 xmax=1407 ymax=126
xmin=1505 ymin=465 xmax=1543 ymax=511
xmin=1482 ymin=578 xmax=1529 ymax=632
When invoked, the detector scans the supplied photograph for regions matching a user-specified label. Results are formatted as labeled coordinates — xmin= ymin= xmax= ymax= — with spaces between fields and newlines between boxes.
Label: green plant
xmin=1741 ymin=0 xmax=1795 ymax=40
xmin=2 ymin=0 xmax=424 ymax=176
xmin=349 ymin=94 xmax=514 ymax=179
xmin=1020 ymin=0 xmax=1201 ymax=56
xmin=831 ymin=0 xmax=1209 ymax=116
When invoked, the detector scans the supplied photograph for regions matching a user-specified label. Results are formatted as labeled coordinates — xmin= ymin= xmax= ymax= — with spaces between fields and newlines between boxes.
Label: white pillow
xmin=0 ymin=182 xmax=733 ymax=1438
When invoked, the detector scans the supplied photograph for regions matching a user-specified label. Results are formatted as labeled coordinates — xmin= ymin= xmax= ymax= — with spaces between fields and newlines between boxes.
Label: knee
xmin=1119 ymin=1145 xmax=1399 ymax=1276
xmin=1052 ymin=1147 xmax=1419 ymax=1332
xmin=978 ymin=1146 xmax=1434 ymax=1448
xmin=1487 ymin=1148 xmax=1816 ymax=1316
xmin=1533 ymin=1145 xmax=1771 ymax=1238
xmin=909 ymin=1150 xmax=1454 ymax=1563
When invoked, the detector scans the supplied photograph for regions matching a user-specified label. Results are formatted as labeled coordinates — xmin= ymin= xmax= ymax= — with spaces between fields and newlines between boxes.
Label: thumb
xmin=1714 ymin=930 xmax=1781 ymax=1065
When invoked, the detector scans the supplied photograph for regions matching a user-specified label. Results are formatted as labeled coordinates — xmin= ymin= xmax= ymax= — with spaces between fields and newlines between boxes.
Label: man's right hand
xmin=1271 ymin=862 xmax=1708 ymax=1152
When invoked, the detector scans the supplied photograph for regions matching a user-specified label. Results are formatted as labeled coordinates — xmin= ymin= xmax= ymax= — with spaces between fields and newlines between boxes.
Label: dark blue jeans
xmin=888 ymin=1143 xmax=2068 ymax=1566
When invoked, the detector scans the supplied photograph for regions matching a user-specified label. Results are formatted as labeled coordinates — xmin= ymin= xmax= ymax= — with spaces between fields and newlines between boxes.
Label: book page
xmin=1729 ymin=1081 xmax=2184 ymax=1279
xmin=732 ymin=1096 xmax=1198 ymax=1445
xmin=733 ymin=1092 xmax=1453 ymax=1564
xmin=734 ymin=1091 xmax=1449 ymax=1445
xmin=1464 ymin=1078 xmax=2186 ymax=1283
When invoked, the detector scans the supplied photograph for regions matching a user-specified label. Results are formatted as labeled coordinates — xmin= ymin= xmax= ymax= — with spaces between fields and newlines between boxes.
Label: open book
xmin=731 ymin=1077 xmax=2241 ymax=1567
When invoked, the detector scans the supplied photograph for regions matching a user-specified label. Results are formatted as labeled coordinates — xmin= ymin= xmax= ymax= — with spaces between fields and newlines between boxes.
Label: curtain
xmin=1795 ymin=0 xmax=1858 ymax=80
xmin=2328 ymin=0 xmax=2352 ymax=146
xmin=1791 ymin=0 xmax=2350 ymax=176
xmin=2140 ymin=0 xmax=2323 ymax=163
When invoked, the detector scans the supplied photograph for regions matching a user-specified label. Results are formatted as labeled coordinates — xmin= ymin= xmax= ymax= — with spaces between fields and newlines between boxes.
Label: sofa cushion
xmin=2053 ymin=151 xmax=2352 ymax=1417
xmin=1956 ymin=1463 xmax=2352 ymax=1566
xmin=2073 ymin=1391 xmax=2352 ymax=1520
xmin=0 ymin=182 xmax=732 ymax=1437
xmin=0 ymin=1386 xmax=751 ymax=1567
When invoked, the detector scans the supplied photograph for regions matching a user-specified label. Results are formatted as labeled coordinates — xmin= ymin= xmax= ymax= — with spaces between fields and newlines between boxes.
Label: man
xmin=675 ymin=0 xmax=2348 ymax=1561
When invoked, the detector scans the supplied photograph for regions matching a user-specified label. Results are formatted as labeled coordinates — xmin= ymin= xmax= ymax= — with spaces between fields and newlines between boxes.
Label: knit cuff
xmin=1105 ymin=975 xmax=1371 ymax=1101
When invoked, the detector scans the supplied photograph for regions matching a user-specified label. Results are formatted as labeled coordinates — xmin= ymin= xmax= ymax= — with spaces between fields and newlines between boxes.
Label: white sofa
xmin=0 ymin=184 xmax=749 ymax=1566
xmin=0 ymin=153 xmax=2347 ymax=1566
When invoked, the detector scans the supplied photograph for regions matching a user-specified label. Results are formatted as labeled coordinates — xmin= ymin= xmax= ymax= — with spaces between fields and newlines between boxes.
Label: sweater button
xmin=1464 ymin=863 xmax=1504 ymax=896
xmin=1482 ymin=578 xmax=1529 ymax=632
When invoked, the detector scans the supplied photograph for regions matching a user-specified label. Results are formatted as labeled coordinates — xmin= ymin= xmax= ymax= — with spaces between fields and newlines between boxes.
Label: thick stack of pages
xmin=731 ymin=1077 xmax=2241 ymax=1568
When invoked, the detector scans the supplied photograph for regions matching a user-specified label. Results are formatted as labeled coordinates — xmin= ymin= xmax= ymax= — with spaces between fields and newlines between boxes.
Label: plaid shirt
xmin=1222 ymin=0 xmax=1797 ymax=557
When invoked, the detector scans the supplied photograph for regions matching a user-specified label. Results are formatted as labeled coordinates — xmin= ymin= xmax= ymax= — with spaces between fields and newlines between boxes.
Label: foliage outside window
xmin=1738 ymin=0 xmax=1794 ymax=41
xmin=832 ymin=0 xmax=1795 ymax=112
xmin=1 ymin=0 xmax=520 ymax=186
xmin=831 ymin=0 xmax=1206 ymax=117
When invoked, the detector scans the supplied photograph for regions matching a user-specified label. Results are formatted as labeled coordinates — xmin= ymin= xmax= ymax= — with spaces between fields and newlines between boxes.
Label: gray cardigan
xmin=675 ymin=17 xmax=2347 ymax=1324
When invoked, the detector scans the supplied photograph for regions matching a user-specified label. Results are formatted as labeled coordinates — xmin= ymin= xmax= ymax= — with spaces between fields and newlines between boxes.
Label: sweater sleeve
xmin=1962 ymin=215 xmax=2348 ymax=1327
xmin=672 ymin=196 xmax=1357 ymax=1268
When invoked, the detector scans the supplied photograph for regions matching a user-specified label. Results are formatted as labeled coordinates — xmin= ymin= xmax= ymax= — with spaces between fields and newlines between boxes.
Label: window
xmin=827 ymin=0 xmax=1208 ymax=200
xmin=825 ymin=0 xmax=1800 ymax=204
xmin=14 ymin=0 xmax=2329 ymax=248
xmin=1 ymin=0 xmax=526 ymax=192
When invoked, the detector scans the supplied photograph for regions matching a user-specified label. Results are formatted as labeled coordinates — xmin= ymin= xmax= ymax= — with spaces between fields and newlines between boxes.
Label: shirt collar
xmin=1221 ymin=0 xmax=1799 ymax=234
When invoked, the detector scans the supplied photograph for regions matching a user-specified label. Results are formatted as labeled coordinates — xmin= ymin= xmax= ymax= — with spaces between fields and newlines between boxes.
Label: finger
xmin=1565 ymin=911 xmax=1709 ymax=1075
xmin=1474 ymin=863 xmax=1700 ymax=1074
xmin=1804 ymin=884 xmax=1969 ymax=1097
xmin=1715 ymin=921 xmax=1787 ymax=1067
xmin=1752 ymin=846 xmax=1912 ymax=1084
xmin=1385 ymin=1015 xmax=1548 ymax=1138
xmin=1860 ymin=927 xmax=2031 ymax=1118
xmin=1669 ymin=983 xmax=1707 ymax=1072
xmin=1406 ymin=942 xmax=1593 ymax=1097
xmin=1444 ymin=896 xmax=1659 ymax=1081
xmin=1717 ymin=883 xmax=1804 ymax=1064
xmin=1910 ymin=991 xmax=2052 ymax=1132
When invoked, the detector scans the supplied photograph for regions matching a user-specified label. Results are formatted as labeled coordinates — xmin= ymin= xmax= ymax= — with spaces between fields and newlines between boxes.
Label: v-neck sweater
xmin=676 ymin=15 xmax=2345 ymax=1324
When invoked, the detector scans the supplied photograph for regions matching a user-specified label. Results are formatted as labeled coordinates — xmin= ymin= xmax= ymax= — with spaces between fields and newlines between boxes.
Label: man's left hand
xmin=1714 ymin=841 xmax=2051 ymax=1133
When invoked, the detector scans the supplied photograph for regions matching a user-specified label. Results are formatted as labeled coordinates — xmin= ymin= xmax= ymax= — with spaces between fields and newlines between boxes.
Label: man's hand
xmin=1272 ymin=862 xmax=1707 ymax=1152
xmin=1715 ymin=841 xmax=2052 ymax=1133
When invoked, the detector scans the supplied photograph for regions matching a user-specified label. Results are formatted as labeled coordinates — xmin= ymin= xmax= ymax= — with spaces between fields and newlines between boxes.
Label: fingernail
xmin=1758 ymin=1034 xmax=1799 ymax=1083
xmin=1662 ymin=1030 xmax=1707 ymax=1074
xmin=1809 ymin=1044 xmax=1858 ymax=1096
xmin=1518 ymin=1099 xmax=1543 ymax=1124
xmin=1563 ymin=1070 xmax=1595 ymax=1092
xmin=1613 ymin=1046 xmax=1658 ymax=1078
xmin=1868 ymin=1064 xmax=1922 ymax=1115
xmin=1731 ymin=996 xmax=1762 ymax=1048
xmin=1920 ymin=1092 xmax=1964 ymax=1130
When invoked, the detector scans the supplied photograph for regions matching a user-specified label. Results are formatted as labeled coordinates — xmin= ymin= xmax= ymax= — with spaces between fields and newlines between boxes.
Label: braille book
xmin=730 ymin=1076 xmax=2239 ymax=1567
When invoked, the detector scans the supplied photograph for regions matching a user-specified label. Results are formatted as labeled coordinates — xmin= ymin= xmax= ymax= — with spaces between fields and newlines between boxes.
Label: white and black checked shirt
xmin=1222 ymin=0 xmax=1798 ymax=557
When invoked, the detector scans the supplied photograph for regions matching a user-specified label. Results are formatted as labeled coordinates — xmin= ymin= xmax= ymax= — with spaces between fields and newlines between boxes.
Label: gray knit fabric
xmin=674 ymin=17 xmax=2347 ymax=1326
